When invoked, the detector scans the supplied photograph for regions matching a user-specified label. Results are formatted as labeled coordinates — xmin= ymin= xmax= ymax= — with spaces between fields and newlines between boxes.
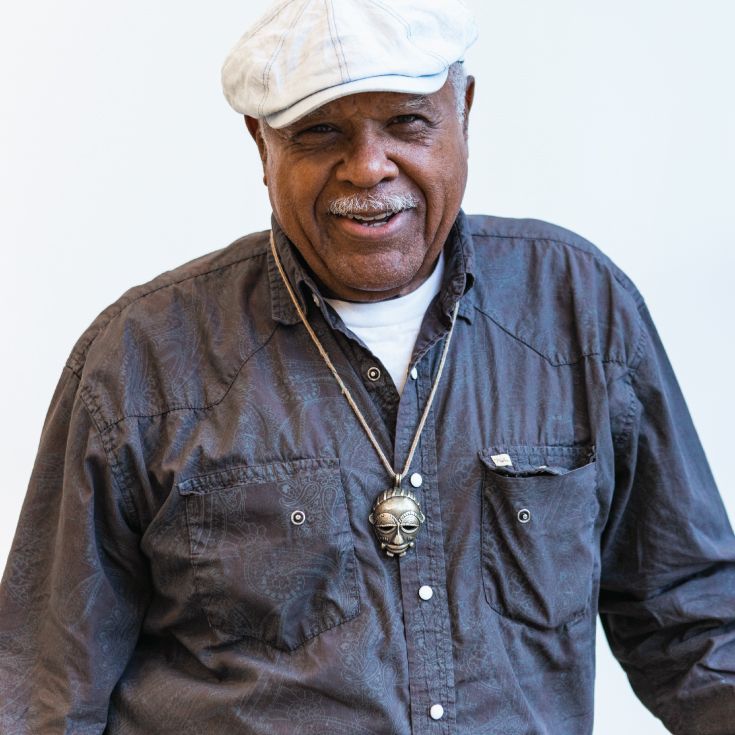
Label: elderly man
xmin=2 ymin=1 xmax=735 ymax=733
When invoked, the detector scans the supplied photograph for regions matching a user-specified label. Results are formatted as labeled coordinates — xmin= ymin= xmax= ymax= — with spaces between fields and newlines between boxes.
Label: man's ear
xmin=245 ymin=115 xmax=268 ymax=185
xmin=463 ymin=76 xmax=476 ymax=138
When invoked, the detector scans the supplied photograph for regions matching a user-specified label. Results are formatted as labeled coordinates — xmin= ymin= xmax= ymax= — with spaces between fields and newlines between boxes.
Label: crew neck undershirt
xmin=324 ymin=252 xmax=445 ymax=396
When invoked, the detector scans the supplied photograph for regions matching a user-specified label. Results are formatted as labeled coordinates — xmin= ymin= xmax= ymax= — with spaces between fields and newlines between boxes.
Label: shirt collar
xmin=268 ymin=210 xmax=476 ymax=327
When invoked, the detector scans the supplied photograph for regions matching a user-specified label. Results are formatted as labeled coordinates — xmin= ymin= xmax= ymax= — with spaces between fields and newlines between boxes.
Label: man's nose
xmin=336 ymin=132 xmax=399 ymax=189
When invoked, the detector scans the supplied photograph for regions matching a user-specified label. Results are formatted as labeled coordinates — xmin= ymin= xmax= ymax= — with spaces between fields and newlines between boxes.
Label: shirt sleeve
xmin=0 ymin=366 xmax=150 ymax=734
xmin=599 ymin=301 xmax=735 ymax=733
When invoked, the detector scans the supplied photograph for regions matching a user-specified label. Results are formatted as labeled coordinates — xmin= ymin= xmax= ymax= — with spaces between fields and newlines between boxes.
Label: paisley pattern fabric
xmin=181 ymin=458 xmax=360 ymax=650
xmin=2 ymin=212 xmax=735 ymax=735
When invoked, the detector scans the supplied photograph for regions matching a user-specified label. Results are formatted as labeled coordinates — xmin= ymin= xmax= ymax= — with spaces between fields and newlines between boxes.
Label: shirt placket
xmin=395 ymin=347 xmax=457 ymax=735
xmin=303 ymin=261 xmax=463 ymax=735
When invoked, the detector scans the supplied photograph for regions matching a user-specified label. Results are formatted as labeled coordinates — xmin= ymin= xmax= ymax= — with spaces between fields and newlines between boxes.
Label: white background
xmin=1 ymin=1 xmax=733 ymax=732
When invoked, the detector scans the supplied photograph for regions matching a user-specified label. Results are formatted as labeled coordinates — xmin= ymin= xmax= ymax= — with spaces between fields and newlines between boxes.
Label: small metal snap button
xmin=410 ymin=367 xmax=418 ymax=380
xmin=367 ymin=367 xmax=381 ymax=381
xmin=291 ymin=510 xmax=306 ymax=526
xmin=517 ymin=509 xmax=531 ymax=524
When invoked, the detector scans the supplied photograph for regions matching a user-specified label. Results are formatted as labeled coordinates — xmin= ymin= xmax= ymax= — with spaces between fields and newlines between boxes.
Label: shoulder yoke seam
xmin=67 ymin=245 xmax=269 ymax=370
xmin=77 ymin=379 xmax=140 ymax=526
xmin=472 ymin=304 xmax=600 ymax=367
xmin=65 ymin=363 xmax=83 ymax=381
xmin=90 ymin=321 xmax=281 ymax=431
xmin=470 ymin=231 xmax=638 ymax=300
xmin=472 ymin=304 xmax=639 ymax=368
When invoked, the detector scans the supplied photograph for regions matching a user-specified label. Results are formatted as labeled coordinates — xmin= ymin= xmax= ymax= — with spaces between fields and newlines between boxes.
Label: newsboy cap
xmin=222 ymin=0 xmax=479 ymax=129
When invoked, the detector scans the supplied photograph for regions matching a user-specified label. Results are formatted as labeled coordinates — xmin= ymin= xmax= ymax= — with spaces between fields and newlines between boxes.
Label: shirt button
xmin=291 ymin=510 xmax=306 ymax=526
xmin=410 ymin=473 xmax=423 ymax=488
xmin=418 ymin=585 xmax=433 ymax=601
xmin=410 ymin=367 xmax=418 ymax=380
xmin=312 ymin=293 xmax=320 ymax=307
xmin=430 ymin=704 xmax=444 ymax=720
xmin=367 ymin=367 xmax=381 ymax=381
xmin=517 ymin=508 xmax=531 ymax=524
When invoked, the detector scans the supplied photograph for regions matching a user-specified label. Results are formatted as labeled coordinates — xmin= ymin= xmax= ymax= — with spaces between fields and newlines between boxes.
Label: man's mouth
xmin=339 ymin=211 xmax=401 ymax=228
xmin=327 ymin=193 xmax=418 ymax=231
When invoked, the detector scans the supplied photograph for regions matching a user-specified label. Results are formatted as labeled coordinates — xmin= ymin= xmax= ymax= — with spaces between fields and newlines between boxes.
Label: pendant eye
xmin=398 ymin=511 xmax=421 ymax=535
xmin=374 ymin=513 xmax=398 ymax=536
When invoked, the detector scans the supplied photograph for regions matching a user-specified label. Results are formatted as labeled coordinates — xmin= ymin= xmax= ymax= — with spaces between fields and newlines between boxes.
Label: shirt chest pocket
xmin=178 ymin=458 xmax=360 ymax=651
xmin=480 ymin=445 xmax=598 ymax=629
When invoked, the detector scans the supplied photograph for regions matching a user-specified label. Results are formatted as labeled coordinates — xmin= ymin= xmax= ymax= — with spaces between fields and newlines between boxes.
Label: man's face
xmin=246 ymin=76 xmax=475 ymax=302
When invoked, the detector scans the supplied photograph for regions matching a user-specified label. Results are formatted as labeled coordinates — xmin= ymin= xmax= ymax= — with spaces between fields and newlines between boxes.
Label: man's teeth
xmin=345 ymin=212 xmax=397 ymax=227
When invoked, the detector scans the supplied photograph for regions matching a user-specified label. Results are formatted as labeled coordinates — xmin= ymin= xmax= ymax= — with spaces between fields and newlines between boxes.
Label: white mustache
xmin=327 ymin=192 xmax=418 ymax=217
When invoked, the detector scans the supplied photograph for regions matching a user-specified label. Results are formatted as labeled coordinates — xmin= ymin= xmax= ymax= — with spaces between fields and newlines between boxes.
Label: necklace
xmin=270 ymin=232 xmax=460 ymax=557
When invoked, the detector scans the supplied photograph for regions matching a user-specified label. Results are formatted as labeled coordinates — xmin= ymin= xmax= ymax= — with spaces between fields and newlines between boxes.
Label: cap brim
xmin=265 ymin=70 xmax=449 ymax=129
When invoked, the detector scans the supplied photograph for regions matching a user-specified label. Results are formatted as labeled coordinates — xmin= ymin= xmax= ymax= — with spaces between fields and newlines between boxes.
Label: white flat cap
xmin=222 ymin=0 xmax=478 ymax=129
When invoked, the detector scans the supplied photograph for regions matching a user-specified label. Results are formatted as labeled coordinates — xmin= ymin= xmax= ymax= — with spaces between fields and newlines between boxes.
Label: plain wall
xmin=1 ymin=2 xmax=733 ymax=732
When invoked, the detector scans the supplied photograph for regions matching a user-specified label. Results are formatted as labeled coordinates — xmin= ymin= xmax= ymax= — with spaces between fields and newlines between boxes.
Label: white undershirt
xmin=324 ymin=252 xmax=445 ymax=396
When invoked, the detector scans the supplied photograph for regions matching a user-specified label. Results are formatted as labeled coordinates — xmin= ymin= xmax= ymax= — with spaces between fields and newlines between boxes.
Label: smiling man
xmin=246 ymin=81 xmax=471 ymax=304
xmin=2 ymin=1 xmax=735 ymax=734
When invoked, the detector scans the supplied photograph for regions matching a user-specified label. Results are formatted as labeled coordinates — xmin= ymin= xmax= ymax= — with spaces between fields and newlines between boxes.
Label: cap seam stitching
xmin=366 ymin=0 xmax=448 ymax=67
xmin=326 ymin=0 xmax=350 ymax=83
xmin=259 ymin=0 xmax=310 ymax=118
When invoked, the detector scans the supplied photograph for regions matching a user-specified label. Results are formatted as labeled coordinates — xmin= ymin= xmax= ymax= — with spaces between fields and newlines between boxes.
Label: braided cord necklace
xmin=270 ymin=232 xmax=460 ymax=557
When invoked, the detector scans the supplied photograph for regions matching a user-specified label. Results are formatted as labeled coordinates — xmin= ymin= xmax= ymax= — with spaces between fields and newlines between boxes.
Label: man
xmin=1 ymin=0 xmax=734 ymax=733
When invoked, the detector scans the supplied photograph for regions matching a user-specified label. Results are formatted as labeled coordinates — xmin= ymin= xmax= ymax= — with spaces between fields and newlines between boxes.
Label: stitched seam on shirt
xmin=65 ymin=363 xmax=83 ymax=381
xmin=472 ymin=303 xmax=640 ymax=368
xmin=77 ymin=381 xmax=140 ymax=527
xmin=472 ymin=304 xmax=601 ymax=366
xmin=68 ymin=247 xmax=270 ymax=368
xmin=612 ymin=328 xmax=647 ymax=454
xmin=471 ymin=232 xmax=641 ymax=302
xmin=178 ymin=458 xmax=340 ymax=494
xmin=626 ymin=313 xmax=648 ymax=374
xmin=416 ymin=377 xmax=448 ymax=719
xmin=95 ymin=323 xmax=280 ymax=430
xmin=183 ymin=497 xmax=219 ymax=636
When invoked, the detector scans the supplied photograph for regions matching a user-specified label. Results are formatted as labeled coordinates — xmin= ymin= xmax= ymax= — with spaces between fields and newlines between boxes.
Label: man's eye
xmin=393 ymin=114 xmax=421 ymax=125
xmin=303 ymin=124 xmax=334 ymax=134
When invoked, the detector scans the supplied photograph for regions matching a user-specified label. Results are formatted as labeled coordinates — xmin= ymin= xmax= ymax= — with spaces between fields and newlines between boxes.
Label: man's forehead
xmin=295 ymin=92 xmax=437 ymax=124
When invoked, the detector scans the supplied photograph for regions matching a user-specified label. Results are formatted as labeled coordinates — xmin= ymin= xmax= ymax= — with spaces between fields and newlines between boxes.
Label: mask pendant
xmin=369 ymin=486 xmax=425 ymax=558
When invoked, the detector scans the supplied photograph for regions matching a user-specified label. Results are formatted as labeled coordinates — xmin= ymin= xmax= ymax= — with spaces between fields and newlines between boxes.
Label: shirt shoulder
xmin=67 ymin=229 xmax=274 ymax=428
xmin=466 ymin=214 xmax=647 ymax=367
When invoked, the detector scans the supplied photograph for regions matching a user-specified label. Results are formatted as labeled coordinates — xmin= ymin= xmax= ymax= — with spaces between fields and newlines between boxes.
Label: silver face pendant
xmin=369 ymin=487 xmax=425 ymax=557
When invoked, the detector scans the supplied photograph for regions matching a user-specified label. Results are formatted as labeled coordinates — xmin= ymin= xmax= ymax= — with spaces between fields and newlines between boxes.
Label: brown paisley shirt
xmin=2 ymin=212 xmax=735 ymax=734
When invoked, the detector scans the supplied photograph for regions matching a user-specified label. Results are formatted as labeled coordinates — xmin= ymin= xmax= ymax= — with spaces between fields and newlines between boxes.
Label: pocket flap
xmin=177 ymin=457 xmax=340 ymax=495
xmin=479 ymin=445 xmax=595 ymax=476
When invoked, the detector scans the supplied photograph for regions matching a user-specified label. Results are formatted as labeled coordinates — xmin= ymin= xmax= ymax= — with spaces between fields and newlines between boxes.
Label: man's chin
xmin=296 ymin=212 xmax=435 ymax=299
xmin=318 ymin=253 xmax=429 ymax=300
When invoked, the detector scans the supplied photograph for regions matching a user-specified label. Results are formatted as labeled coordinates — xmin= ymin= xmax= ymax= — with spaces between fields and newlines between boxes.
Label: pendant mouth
xmin=382 ymin=542 xmax=413 ymax=555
